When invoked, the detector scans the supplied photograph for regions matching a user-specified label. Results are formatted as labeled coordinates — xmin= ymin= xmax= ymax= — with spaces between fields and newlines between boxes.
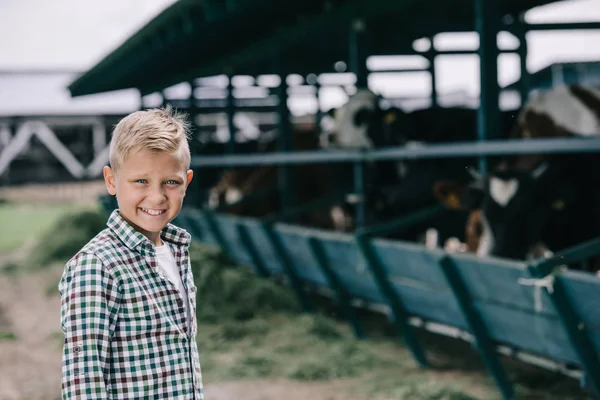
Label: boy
xmin=58 ymin=106 xmax=203 ymax=399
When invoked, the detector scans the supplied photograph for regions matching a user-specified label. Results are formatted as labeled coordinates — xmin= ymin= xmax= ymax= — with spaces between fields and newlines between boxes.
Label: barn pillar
xmin=515 ymin=15 xmax=530 ymax=106
xmin=278 ymin=70 xmax=294 ymax=215
xmin=475 ymin=0 xmax=501 ymax=174
xmin=138 ymin=89 xmax=145 ymax=111
xmin=226 ymin=74 xmax=236 ymax=154
xmin=426 ymin=44 xmax=439 ymax=108
xmin=349 ymin=18 xmax=369 ymax=89
xmin=314 ymin=77 xmax=323 ymax=135
xmin=349 ymin=18 xmax=369 ymax=229
xmin=188 ymin=79 xmax=203 ymax=206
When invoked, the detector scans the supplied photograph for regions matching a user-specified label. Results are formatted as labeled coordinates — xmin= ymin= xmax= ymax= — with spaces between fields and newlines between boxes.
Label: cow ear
xmin=384 ymin=110 xmax=398 ymax=125
xmin=433 ymin=180 xmax=469 ymax=210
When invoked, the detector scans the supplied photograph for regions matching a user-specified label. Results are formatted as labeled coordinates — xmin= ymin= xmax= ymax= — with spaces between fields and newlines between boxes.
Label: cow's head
xmin=324 ymin=89 xmax=412 ymax=149
xmin=207 ymin=166 xmax=276 ymax=215
xmin=433 ymin=162 xmax=572 ymax=260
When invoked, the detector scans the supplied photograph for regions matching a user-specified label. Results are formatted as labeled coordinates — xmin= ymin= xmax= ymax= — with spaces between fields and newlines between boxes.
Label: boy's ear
xmin=186 ymin=169 xmax=194 ymax=186
xmin=103 ymin=166 xmax=117 ymax=196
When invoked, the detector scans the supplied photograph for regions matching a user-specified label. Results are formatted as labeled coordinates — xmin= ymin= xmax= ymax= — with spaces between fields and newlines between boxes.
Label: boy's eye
xmin=165 ymin=180 xmax=180 ymax=185
xmin=135 ymin=179 xmax=147 ymax=184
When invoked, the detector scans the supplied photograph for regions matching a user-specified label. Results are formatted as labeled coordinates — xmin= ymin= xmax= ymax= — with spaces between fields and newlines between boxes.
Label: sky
xmin=1 ymin=0 xmax=600 ymax=115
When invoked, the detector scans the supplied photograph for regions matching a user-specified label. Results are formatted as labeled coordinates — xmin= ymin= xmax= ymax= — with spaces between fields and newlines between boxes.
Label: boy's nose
xmin=148 ymin=187 xmax=168 ymax=202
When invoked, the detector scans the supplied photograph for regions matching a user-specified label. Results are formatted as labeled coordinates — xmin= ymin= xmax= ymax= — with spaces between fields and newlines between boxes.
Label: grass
xmin=2 ymin=202 xmax=594 ymax=400
xmin=0 ymin=200 xmax=93 ymax=255
xmin=0 ymin=331 xmax=17 ymax=341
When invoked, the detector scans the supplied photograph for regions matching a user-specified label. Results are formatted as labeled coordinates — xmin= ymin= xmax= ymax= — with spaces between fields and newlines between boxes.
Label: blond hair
xmin=109 ymin=105 xmax=191 ymax=172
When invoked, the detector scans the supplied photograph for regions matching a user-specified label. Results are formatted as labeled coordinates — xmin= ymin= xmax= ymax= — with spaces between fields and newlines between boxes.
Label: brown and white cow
xmin=207 ymin=124 xmax=355 ymax=230
xmin=434 ymin=84 xmax=600 ymax=270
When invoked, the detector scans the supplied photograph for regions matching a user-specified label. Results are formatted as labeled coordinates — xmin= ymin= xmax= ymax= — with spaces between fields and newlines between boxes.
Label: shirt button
xmin=74 ymin=345 xmax=81 ymax=353
xmin=177 ymin=299 xmax=183 ymax=307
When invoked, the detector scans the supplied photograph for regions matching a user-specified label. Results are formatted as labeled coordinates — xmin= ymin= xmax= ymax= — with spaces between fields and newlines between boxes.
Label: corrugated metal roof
xmin=68 ymin=0 xmax=566 ymax=97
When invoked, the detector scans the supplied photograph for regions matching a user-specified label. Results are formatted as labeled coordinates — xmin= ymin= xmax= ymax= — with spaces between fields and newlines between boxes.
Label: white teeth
xmin=140 ymin=208 xmax=165 ymax=216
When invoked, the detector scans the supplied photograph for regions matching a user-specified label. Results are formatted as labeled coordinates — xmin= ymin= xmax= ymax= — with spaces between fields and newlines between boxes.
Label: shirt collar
xmin=107 ymin=209 xmax=191 ymax=254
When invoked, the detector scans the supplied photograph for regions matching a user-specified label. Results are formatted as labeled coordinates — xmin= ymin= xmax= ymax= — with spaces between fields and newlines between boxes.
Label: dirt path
xmin=0 ymin=266 xmax=64 ymax=400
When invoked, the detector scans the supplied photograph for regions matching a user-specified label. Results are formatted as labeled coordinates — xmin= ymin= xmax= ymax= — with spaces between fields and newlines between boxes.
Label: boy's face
xmin=103 ymin=149 xmax=193 ymax=246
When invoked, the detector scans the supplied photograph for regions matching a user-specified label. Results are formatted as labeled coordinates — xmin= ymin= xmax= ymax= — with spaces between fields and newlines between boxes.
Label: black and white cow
xmin=434 ymin=84 xmax=600 ymax=269
xmin=323 ymin=88 xmax=517 ymax=246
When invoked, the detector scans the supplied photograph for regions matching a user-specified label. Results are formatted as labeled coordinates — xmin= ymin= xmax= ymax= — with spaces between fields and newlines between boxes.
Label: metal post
xmin=307 ymin=237 xmax=366 ymax=340
xmin=188 ymin=79 xmax=203 ymax=206
xmin=475 ymin=0 xmax=500 ymax=173
xmin=226 ymin=74 xmax=236 ymax=154
xmin=353 ymin=160 xmax=366 ymax=229
xmin=349 ymin=18 xmax=368 ymax=89
xmin=314 ymin=79 xmax=323 ymax=135
xmin=236 ymin=223 xmax=271 ymax=278
xmin=427 ymin=46 xmax=438 ymax=108
xmin=200 ymin=210 xmax=232 ymax=256
xmin=439 ymin=256 xmax=515 ymax=400
xmin=139 ymin=89 xmax=145 ymax=111
xmin=261 ymin=222 xmax=314 ymax=312
xmin=354 ymin=234 xmax=429 ymax=367
xmin=515 ymin=15 xmax=530 ymax=105
xmin=527 ymin=261 xmax=600 ymax=398
xmin=277 ymin=71 xmax=294 ymax=215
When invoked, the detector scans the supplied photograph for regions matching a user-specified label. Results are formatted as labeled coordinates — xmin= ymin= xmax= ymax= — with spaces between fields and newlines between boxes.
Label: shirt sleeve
xmin=59 ymin=252 xmax=121 ymax=400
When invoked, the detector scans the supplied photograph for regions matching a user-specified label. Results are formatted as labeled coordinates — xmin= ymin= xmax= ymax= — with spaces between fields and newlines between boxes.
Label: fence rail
xmin=191 ymin=137 xmax=600 ymax=167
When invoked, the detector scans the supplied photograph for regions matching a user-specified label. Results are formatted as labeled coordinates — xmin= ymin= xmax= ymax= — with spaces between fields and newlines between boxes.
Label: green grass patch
xmin=25 ymin=209 xmax=108 ymax=269
xmin=0 ymin=331 xmax=17 ymax=341
xmin=0 ymin=200 xmax=93 ymax=255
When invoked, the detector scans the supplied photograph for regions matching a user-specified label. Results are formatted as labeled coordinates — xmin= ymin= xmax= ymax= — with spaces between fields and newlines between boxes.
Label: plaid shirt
xmin=59 ymin=209 xmax=203 ymax=399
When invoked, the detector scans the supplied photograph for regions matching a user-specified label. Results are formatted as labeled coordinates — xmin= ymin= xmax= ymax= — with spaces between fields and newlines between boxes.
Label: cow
xmin=322 ymin=88 xmax=518 ymax=246
xmin=433 ymin=84 xmax=600 ymax=270
xmin=206 ymin=124 xmax=355 ymax=230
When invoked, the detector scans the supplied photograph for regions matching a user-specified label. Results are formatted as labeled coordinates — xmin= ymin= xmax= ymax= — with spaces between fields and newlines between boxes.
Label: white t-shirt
xmin=155 ymin=243 xmax=191 ymax=334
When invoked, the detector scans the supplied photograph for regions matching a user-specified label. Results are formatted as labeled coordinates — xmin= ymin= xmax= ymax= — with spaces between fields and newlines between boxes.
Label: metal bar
xmin=349 ymin=19 xmax=369 ymax=89
xmin=512 ymin=21 xmax=600 ymax=31
xmin=190 ymin=137 xmax=600 ymax=168
xmin=531 ymin=237 xmax=600 ymax=277
xmin=353 ymin=161 xmax=366 ymax=229
xmin=236 ymin=223 xmax=271 ymax=278
xmin=354 ymin=234 xmax=429 ymax=367
xmin=277 ymin=71 xmax=294 ymax=216
xmin=526 ymin=263 xmax=600 ymax=398
xmin=226 ymin=75 xmax=236 ymax=154
xmin=357 ymin=204 xmax=446 ymax=238
xmin=439 ymin=256 xmax=515 ymax=400
xmin=428 ymin=49 xmax=517 ymax=56
xmin=514 ymin=18 xmax=530 ymax=105
xmin=307 ymin=237 xmax=366 ymax=340
xmin=426 ymin=47 xmax=438 ymax=108
xmin=260 ymin=222 xmax=314 ymax=312
xmin=475 ymin=0 xmax=500 ymax=174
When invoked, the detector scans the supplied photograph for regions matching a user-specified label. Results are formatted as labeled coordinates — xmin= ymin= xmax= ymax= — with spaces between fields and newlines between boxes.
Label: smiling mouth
xmin=139 ymin=207 xmax=167 ymax=216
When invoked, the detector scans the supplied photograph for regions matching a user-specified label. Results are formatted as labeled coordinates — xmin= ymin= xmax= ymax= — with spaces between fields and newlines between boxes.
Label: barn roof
xmin=68 ymin=0 xmax=565 ymax=97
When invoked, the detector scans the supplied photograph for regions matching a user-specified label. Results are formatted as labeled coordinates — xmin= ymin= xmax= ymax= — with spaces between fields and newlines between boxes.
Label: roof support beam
xmin=475 ymin=0 xmax=501 ymax=175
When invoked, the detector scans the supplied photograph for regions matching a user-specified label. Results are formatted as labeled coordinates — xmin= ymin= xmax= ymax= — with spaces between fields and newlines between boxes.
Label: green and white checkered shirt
xmin=59 ymin=209 xmax=203 ymax=399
